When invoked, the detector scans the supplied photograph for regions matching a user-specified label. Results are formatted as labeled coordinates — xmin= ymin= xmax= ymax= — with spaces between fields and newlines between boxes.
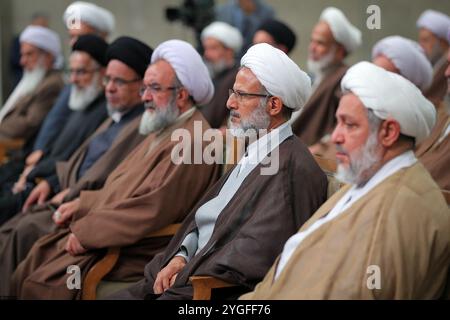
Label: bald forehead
xmin=312 ymin=21 xmax=335 ymax=43
xmin=235 ymin=67 xmax=262 ymax=88
xmin=145 ymin=59 xmax=176 ymax=84
xmin=69 ymin=50 xmax=92 ymax=65
xmin=372 ymin=54 xmax=400 ymax=74
xmin=337 ymin=93 xmax=368 ymax=121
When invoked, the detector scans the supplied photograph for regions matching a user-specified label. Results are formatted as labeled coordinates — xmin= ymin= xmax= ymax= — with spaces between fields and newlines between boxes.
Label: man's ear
xmin=267 ymin=96 xmax=283 ymax=116
xmin=378 ymin=118 xmax=401 ymax=147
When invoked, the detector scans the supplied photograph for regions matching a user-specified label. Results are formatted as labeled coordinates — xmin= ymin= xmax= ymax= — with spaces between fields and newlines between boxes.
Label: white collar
xmin=240 ymin=122 xmax=292 ymax=166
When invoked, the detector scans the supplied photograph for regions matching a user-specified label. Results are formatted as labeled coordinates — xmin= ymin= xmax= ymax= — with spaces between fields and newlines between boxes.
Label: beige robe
xmin=241 ymin=163 xmax=450 ymax=299
xmin=11 ymin=109 xmax=221 ymax=299
xmin=0 ymin=70 xmax=64 ymax=141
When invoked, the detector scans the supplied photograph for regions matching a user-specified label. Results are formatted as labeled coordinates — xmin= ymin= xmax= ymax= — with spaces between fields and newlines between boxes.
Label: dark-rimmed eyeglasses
xmin=228 ymin=88 xmax=272 ymax=102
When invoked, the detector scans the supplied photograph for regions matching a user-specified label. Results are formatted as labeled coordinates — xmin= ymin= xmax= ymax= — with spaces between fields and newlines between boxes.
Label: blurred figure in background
xmin=200 ymin=21 xmax=243 ymax=129
xmin=216 ymin=0 xmax=274 ymax=58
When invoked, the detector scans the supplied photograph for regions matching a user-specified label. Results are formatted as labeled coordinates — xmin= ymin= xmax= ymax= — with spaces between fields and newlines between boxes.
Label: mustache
xmin=144 ymin=101 xmax=156 ymax=111
xmin=335 ymin=144 xmax=349 ymax=156
xmin=230 ymin=111 xmax=240 ymax=118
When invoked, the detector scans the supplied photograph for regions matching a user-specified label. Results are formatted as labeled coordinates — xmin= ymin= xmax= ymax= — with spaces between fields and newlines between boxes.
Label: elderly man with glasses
xmin=108 ymin=43 xmax=328 ymax=300
xmin=0 ymin=35 xmax=162 ymax=296
xmin=11 ymin=39 xmax=222 ymax=300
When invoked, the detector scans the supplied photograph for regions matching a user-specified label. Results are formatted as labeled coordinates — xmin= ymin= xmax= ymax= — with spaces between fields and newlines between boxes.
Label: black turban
xmin=105 ymin=36 xmax=153 ymax=78
xmin=258 ymin=19 xmax=297 ymax=54
xmin=72 ymin=34 xmax=108 ymax=66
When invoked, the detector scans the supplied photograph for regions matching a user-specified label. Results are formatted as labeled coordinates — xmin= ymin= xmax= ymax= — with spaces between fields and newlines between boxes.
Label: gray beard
xmin=69 ymin=74 xmax=101 ymax=111
xmin=335 ymin=131 xmax=382 ymax=187
xmin=205 ymin=59 xmax=229 ymax=78
xmin=0 ymin=64 xmax=46 ymax=123
xmin=228 ymin=98 xmax=270 ymax=138
xmin=428 ymin=42 xmax=445 ymax=66
xmin=139 ymin=98 xmax=180 ymax=135
xmin=306 ymin=46 xmax=337 ymax=84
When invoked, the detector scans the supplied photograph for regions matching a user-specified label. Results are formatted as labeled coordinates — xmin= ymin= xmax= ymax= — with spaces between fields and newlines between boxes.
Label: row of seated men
xmin=0 ymin=2 xmax=448 ymax=299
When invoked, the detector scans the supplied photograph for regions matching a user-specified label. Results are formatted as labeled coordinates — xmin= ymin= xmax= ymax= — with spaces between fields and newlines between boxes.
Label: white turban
xmin=201 ymin=21 xmax=243 ymax=53
xmin=151 ymin=40 xmax=214 ymax=106
xmin=20 ymin=26 xmax=63 ymax=68
xmin=341 ymin=62 xmax=436 ymax=144
xmin=417 ymin=9 xmax=450 ymax=42
xmin=319 ymin=7 xmax=362 ymax=53
xmin=372 ymin=36 xmax=433 ymax=91
xmin=241 ymin=43 xmax=311 ymax=111
xmin=63 ymin=1 xmax=115 ymax=35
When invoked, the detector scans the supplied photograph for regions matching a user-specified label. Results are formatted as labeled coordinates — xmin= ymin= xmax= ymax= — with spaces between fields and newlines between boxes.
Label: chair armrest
xmin=82 ymin=247 xmax=120 ymax=300
xmin=147 ymin=223 xmax=181 ymax=238
xmin=82 ymin=223 xmax=182 ymax=300
xmin=0 ymin=139 xmax=24 ymax=163
xmin=190 ymin=275 xmax=236 ymax=300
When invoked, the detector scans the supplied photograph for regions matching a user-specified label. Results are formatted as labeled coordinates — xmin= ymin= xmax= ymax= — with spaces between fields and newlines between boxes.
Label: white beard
xmin=0 ymin=63 xmax=47 ymax=123
xmin=139 ymin=98 xmax=180 ymax=135
xmin=307 ymin=46 xmax=337 ymax=85
xmin=227 ymin=99 xmax=270 ymax=138
xmin=68 ymin=73 xmax=102 ymax=111
xmin=335 ymin=131 xmax=382 ymax=187
xmin=205 ymin=59 xmax=229 ymax=78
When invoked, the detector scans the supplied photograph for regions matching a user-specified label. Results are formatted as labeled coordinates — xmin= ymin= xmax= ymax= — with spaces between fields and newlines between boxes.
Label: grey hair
xmin=366 ymin=109 xmax=382 ymax=134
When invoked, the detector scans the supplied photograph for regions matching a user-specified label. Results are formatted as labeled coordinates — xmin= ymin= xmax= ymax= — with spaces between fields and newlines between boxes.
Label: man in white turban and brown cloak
xmin=418 ymin=29 xmax=450 ymax=192
xmin=241 ymin=62 xmax=449 ymax=300
xmin=312 ymin=35 xmax=436 ymax=160
xmin=63 ymin=1 xmax=115 ymax=46
xmin=417 ymin=9 xmax=450 ymax=105
xmin=199 ymin=22 xmax=243 ymax=129
xmin=108 ymin=43 xmax=328 ymax=300
xmin=291 ymin=7 xmax=361 ymax=148
xmin=0 ymin=25 xmax=64 ymax=142
xmin=11 ymin=40 xmax=222 ymax=299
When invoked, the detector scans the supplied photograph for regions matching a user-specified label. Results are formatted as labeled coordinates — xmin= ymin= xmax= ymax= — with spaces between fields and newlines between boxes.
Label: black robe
xmin=115 ymin=135 xmax=328 ymax=300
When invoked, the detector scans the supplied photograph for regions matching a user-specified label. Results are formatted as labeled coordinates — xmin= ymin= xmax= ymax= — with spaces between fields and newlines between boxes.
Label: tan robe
xmin=0 ymin=70 xmax=64 ymax=141
xmin=241 ymin=163 xmax=450 ymax=299
xmin=291 ymin=63 xmax=347 ymax=146
xmin=11 ymin=109 xmax=221 ymax=299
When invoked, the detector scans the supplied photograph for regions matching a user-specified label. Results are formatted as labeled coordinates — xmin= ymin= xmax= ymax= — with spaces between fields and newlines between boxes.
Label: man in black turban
xmin=253 ymin=19 xmax=297 ymax=55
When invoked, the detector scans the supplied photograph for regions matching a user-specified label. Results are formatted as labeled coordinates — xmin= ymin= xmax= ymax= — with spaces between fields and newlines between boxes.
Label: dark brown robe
xmin=291 ymin=63 xmax=348 ymax=146
xmin=11 ymin=109 xmax=221 ymax=299
xmin=424 ymin=59 xmax=449 ymax=106
xmin=199 ymin=65 xmax=238 ymax=128
xmin=0 ymin=111 xmax=145 ymax=297
xmin=420 ymin=133 xmax=449 ymax=191
xmin=112 ymin=135 xmax=328 ymax=300
xmin=0 ymin=70 xmax=64 ymax=141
